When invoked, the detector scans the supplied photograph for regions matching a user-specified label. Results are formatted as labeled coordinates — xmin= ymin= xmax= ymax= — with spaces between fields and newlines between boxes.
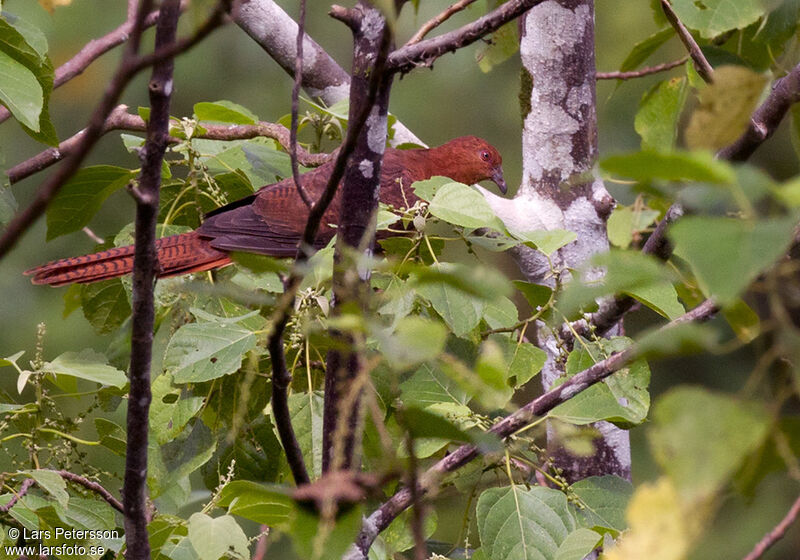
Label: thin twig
xmin=0 ymin=1 xmax=230 ymax=261
xmin=290 ymin=0 xmax=313 ymax=207
xmin=404 ymin=0 xmax=477 ymax=47
xmin=353 ymin=299 xmax=719 ymax=557
xmin=0 ymin=478 xmax=35 ymax=513
xmin=742 ymin=493 xmax=800 ymax=560
xmin=123 ymin=2 xmax=180 ymax=559
xmin=54 ymin=470 xmax=123 ymax=513
xmin=6 ymin=107 xmax=331 ymax=185
xmin=660 ymin=0 xmax=714 ymax=83
xmin=596 ymin=56 xmax=688 ymax=80
xmin=388 ymin=0 xmax=546 ymax=74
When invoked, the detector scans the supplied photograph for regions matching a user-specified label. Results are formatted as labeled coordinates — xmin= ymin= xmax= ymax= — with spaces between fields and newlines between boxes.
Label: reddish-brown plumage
xmin=26 ymin=136 xmax=505 ymax=286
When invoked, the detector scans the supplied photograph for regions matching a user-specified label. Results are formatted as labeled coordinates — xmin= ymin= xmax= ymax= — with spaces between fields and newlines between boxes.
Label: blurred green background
xmin=0 ymin=1 xmax=798 ymax=557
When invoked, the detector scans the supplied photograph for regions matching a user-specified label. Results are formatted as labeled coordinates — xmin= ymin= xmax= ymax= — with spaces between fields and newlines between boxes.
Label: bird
xmin=25 ymin=136 xmax=506 ymax=287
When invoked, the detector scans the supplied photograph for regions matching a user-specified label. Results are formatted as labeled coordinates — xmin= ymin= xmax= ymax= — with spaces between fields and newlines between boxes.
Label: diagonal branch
xmin=660 ymin=0 xmax=713 ymax=83
xmin=55 ymin=470 xmax=124 ymax=513
xmin=742 ymin=492 xmax=800 ymax=560
xmin=352 ymin=299 xmax=719 ymax=557
xmin=404 ymin=0 xmax=478 ymax=47
xmin=290 ymin=0 xmax=313 ymax=208
xmin=596 ymin=57 xmax=688 ymax=80
xmin=0 ymin=0 xmax=231 ymax=261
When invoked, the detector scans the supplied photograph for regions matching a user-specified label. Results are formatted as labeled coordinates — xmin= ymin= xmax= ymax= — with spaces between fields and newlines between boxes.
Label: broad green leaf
xmin=670 ymin=0 xmax=769 ymax=37
xmin=722 ymin=298 xmax=760 ymax=343
xmin=635 ymin=77 xmax=687 ymax=151
xmin=383 ymin=509 xmax=438 ymax=554
xmin=59 ymin=495 xmax=117 ymax=532
xmin=0 ymin=48 xmax=42 ymax=129
xmin=601 ymin=150 xmax=735 ymax=184
xmin=25 ymin=470 xmax=68 ymax=508
xmin=290 ymin=505 xmax=363 ymax=560
xmin=400 ymin=405 xmax=501 ymax=452
xmin=42 ymin=349 xmax=126 ymax=388
xmin=494 ymin=337 xmax=547 ymax=387
xmin=685 ymin=66 xmax=767 ymax=151
xmin=410 ymin=262 xmax=510 ymax=300
xmin=670 ymin=215 xmax=797 ymax=305
xmin=512 ymin=229 xmax=577 ymax=256
xmin=571 ymin=475 xmax=633 ymax=534
xmin=149 ymin=374 xmax=204 ymax=445
xmin=377 ymin=316 xmax=447 ymax=370
xmin=194 ymin=100 xmax=258 ymax=124
xmin=635 ymin=321 xmax=719 ymax=358
xmin=551 ymin=338 xmax=650 ymax=426
xmin=483 ymin=296 xmax=519 ymax=329
xmin=165 ymin=321 xmax=256 ymax=383
xmin=554 ymin=528 xmax=602 ymax=560
xmin=476 ymin=485 xmax=577 ymax=560
xmin=417 ymin=278 xmax=484 ymax=337
xmin=4 ymin=14 xmax=48 ymax=59
xmin=428 ymin=182 xmax=502 ymax=230
xmin=411 ymin=175 xmax=452 ymax=201
xmin=218 ymin=481 xmax=294 ymax=528
xmin=204 ymin=138 xmax=291 ymax=186
xmin=619 ymin=28 xmax=675 ymax=73
xmin=287 ymin=391 xmax=324 ymax=478
xmin=80 ymin=279 xmax=131 ymax=335
xmin=187 ymin=513 xmax=249 ymax=560
xmin=607 ymin=205 xmax=660 ymax=249
xmin=399 ymin=363 xmax=470 ymax=408
xmin=94 ymin=418 xmax=126 ymax=456
xmin=47 ymin=166 xmax=135 ymax=240
xmin=513 ymin=280 xmax=552 ymax=309
xmin=476 ymin=20 xmax=518 ymax=72
xmin=649 ymin=386 xmax=770 ymax=500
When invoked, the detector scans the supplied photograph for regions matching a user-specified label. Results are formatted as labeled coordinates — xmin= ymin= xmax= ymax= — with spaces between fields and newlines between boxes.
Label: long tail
xmin=25 ymin=231 xmax=231 ymax=287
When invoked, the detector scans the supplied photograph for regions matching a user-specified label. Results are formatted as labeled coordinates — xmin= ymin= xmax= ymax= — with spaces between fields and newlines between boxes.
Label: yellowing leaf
xmin=685 ymin=66 xmax=767 ymax=151
xmin=38 ymin=0 xmax=72 ymax=12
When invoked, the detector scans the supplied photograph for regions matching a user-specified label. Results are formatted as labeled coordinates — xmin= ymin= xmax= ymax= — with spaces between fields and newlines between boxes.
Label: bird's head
xmin=439 ymin=136 xmax=507 ymax=194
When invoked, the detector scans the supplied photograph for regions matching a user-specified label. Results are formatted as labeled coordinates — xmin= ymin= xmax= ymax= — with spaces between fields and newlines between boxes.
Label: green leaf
xmin=94 ymin=418 xmax=126 ymax=456
xmin=3 ymin=14 xmax=48 ymax=59
xmin=47 ymin=166 xmax=135 ymax=240
xmin=428 ymin=182 xmax=502 ymax=230
xmin=194 ymin=100 xmax=258 ymax=124
xmin=25 ymin=470 xmax=68 ymax=508
xmin=218 ymin=481 xmax=294 ymax=528
xmin=670 ymin=0 xmax=769 ymax=37
xmin=503 ymin=339 xmax=547 ymax=387
xmin=511 ymin=229 xmax=577 ymax=256
xmin=476 ymin=20 xmax=519 ymax=72
xmin=149 ymin=374 xmax=204 ymax=445
xmin=287 ymin=391 xmax=324 ymax=478
xmin=0 ymin=48 xmax=42 ymax=129
xmin=635 ymin=321 xmax=719 ymax=358
xmin=187 ymin=513 xmax=249 ymax=560
xmin=670 ymin=215 xmax=797 ymax=305
xmin=377 ymin=316 xmax=447 ymax=370
xmin=607 ymin=205 xmax=660 ymax=249
xmin=42 ymin=349 xmax=127 ymax=388
xmin=685 ymin=66 xmax=767 ymax=151
xmin=635 ymin=77 xmax=687 ymax=151
xmin=619 ymin=28 xmax=675 ymax=72
xmin=601 ymin=150 xmax=736 ymax=184
xmin=571 ymin=475 xmax=633 ymax=535
xmin=649 ymin=386 xmax=770 ymax=500
xmin=417 ymin=277 xmax=485 ymax=337
xmin=290 ymin=504 xmax=363 ymax=560
xmin=383 ymin=509 xmax=438 ymax=554
xmin=401 ymin=405 xmax=501 ymax=452
xmin=165 ymin=321 xmax=257 ymax=383
xmin=551 ymin=338 xmax=650 ymax=426
xmin=513 ymin=280 xmax=553 ymax=309
xmin=411 ymin=175 xmax=452 ymax=201
xmin=80 ymin=279 xmax=131 ymax=335
xmin=476 ymin=485 xmax=577 ymax=560
xmin=554 ymin=528 xmax=602 ymax=560
xmin=483 ymin=296 xmax=519 ymax=329
xmin=399 ymin=363 xmax=470 ymax=408
xmin=410 ymin=262 xmax=510 ymax=300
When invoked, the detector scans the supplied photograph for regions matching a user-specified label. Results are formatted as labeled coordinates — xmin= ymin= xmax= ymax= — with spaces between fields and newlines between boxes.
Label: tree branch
xmin=596 ymin=57 xmax=688 ymax=80
xmin=404 ymin=0 xmax=478 ymax=47
xmin=290 ymin=0 xmax=313 ymax=208
xmin=0 ymin=1 xmax=230 ymax=261
xmin=6 ymin=106 xmax=331 ymax=185
xmin=660 ymin=0 xmax=714 ymax=83
xmin=0 ymin=478 xmax=35 ymax=513
xmin=351 ymin=299 xmax=719 ymax=557
xmin=123 ymin=1 xmax=180 ymax=558
xmin=388 ymin=0 xmax=545 ymax=74
xmin=742 ymin=492 xmax=800 ymax=560
xmin=54 ymin=470 xmax=124 ymax=513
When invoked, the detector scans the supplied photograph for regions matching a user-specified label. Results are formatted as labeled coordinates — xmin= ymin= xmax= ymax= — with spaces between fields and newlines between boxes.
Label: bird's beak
xmin=491 ymin=166 xmax=507 ymax=195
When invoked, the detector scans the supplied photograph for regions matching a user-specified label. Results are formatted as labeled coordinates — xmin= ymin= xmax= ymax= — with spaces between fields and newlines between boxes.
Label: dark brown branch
xmin=404 ymin=0 xmax=477 ymax=47
xmin=290 ymin=0 xmax=312 ymax=208
xmin=596 ymin=57 xmax=688 ymax=80
xmin=0 ymin=1 xmax=230 ymax=261
xmin=718 ymin=61 xmax=800 ymax=161
xmin=661 ymin=0 xmax=713 ymax=83
xmin=123 ymin=2 xmax=180 ymax=559
xmin=0 ymin=5 xmax=183 ymax=125
xmin=742 ymin=493 xmax=800 ymax=560
xmin=266 ymin=1 xmax=393 ymax=486
xmin=6 ymin=107 xmax=330 ymax=185
xmin=353 ymin=299 xmax=719 ymax=556
xmin=388 ymin=0 xmax=545 ymax=74
xmin=0 ymin=478 xmax=35 ymax=513
xmin=54 ymin=470 xmax=124 ymax=513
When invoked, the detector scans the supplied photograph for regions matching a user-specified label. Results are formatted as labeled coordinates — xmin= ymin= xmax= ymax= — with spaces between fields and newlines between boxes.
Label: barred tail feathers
xmin=25 ymin=232 xmax=231 ymax=286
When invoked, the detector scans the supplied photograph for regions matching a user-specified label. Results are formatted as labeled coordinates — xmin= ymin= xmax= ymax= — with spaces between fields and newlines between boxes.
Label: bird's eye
xmin=480 ymin=150 xmax=490 ymax=161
